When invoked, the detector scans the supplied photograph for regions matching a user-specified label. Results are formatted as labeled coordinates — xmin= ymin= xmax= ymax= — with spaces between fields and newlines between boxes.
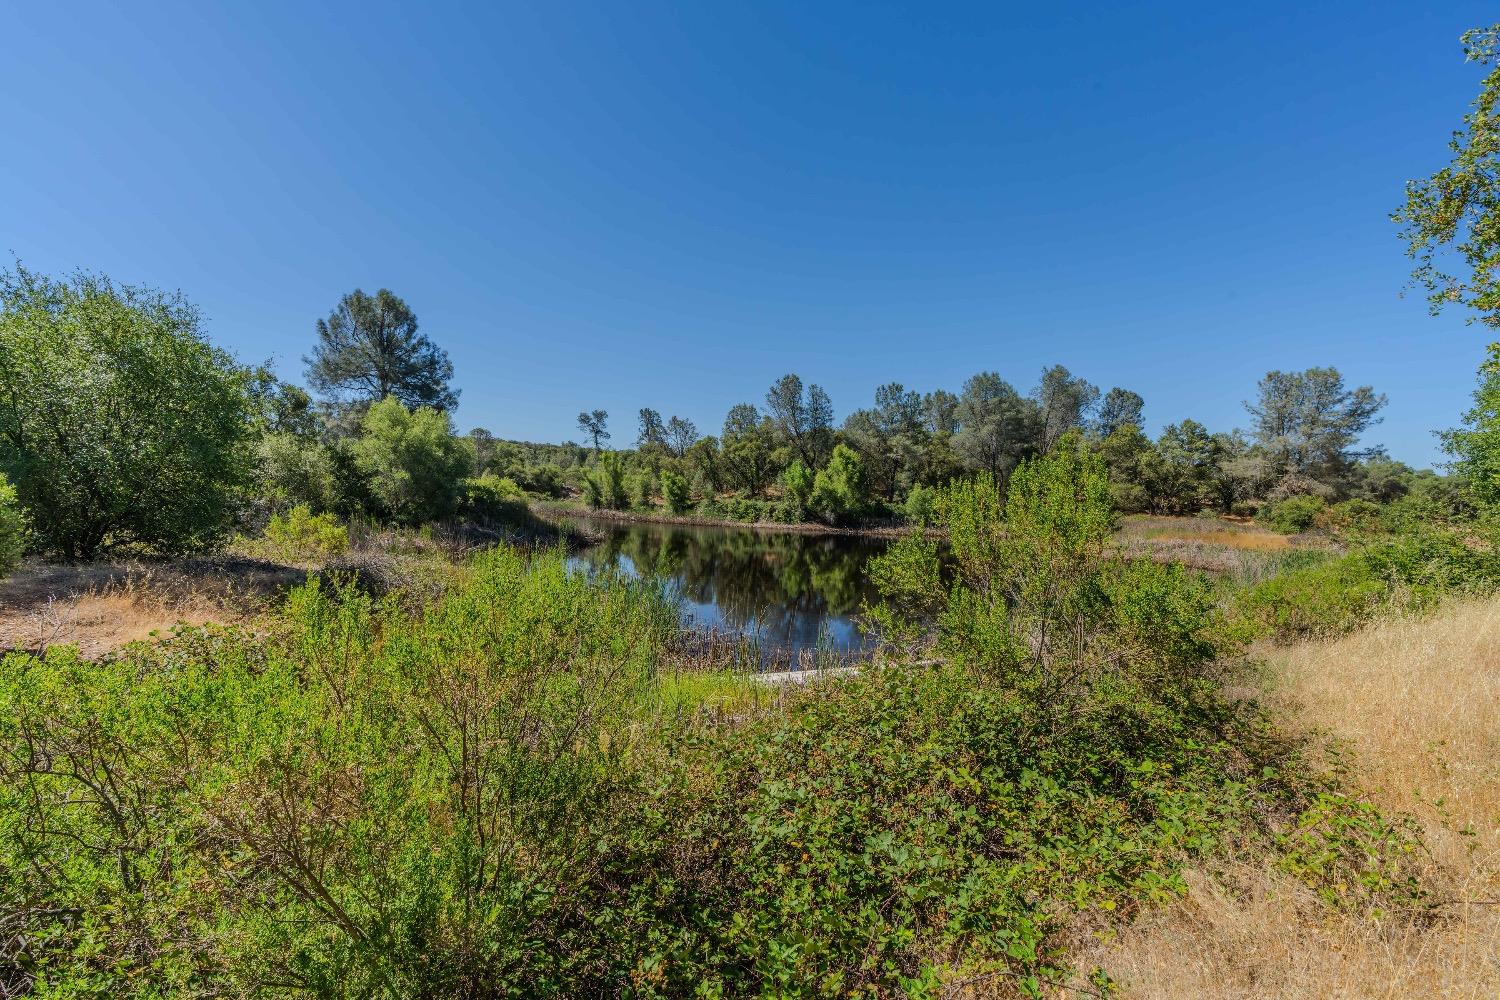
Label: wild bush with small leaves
xmin=264 ymin=503 xmax=349 ymax=557
xmin=1257 ymin=494 xmax=1326 ymax=533
xmin=0 ymin=474 xmax=28 ymax=576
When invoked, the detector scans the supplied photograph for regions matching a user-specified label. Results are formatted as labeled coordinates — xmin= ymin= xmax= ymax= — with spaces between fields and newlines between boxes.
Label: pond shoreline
xmin=530 ymin=501 xmax=936 ymax=539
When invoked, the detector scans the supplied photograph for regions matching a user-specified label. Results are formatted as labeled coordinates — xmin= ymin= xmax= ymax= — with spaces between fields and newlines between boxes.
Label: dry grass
xmin=1146 ymin=528 xmax=1291 ymax=551
xmin=1066 ymin=596 xmax=1500 ymax=999
xmin=1113 ymin=515 xmax=1320 ymax=574
xmin=0 ymin=559 xmax=303 ymax=658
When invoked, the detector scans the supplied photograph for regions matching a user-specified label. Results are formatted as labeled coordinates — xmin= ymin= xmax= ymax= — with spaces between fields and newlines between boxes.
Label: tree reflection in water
xmin=565 ymin=516 xmax=889 ymax=652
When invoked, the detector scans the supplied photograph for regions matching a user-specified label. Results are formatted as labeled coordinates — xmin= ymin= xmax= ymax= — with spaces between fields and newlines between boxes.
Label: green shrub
xmin=1315 ymin=498 xmax=1386 ymax=536
xmin=0 ymin=549 xmax=679 ymax=997
xmin=1233 ymin=527 xmax=1500 ymax=641
xmin=903 ymin=483 xmax=937 ymax=526
xmin=1257 ymin=494 xmax=1327 ymax=533
xmin=660 ymin=469 xmax=692 ymax=514
xmin=1233 ymin=552 xmax=1386 ymax=640
xmin=458 ymin=473 xmax=527 ymax=522
xmin=0 ymin=473 xmax=28 ymax=576
xmin=808 ymin=444 xmax=868 ymax=525
xmin=0 ymin=265 xmax=255 ymax=557
xmin=257 ymin=431 xmax=339 ymax=513
xmin=585 ymin=452 xmax=628 ymax=510
xmin=779 ymin=459 xmax=813 ymax=521
xmin=265 ymin=503 xmax=349 ymax=557
xmin=352 ymin=396 xmax=473 ymax=524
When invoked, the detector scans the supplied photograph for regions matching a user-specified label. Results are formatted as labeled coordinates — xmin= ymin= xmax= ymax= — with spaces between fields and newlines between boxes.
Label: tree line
xmin=0 ymin=251 xmax=1495 ymax=563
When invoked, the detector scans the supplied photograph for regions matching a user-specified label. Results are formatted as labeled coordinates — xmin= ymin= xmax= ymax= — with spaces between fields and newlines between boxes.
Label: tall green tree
xmin=954 ymin=372 xmax=1037 ymax=481
xmin=306 ymin=288 xmax=457 ymax=412
xmin=1092 ymin=387 xmax=1145 ymax=439
xmin=665 ymin=415 xmax=699 ymax=457
xmin=1441 ymin=342 xmax=1500 ymax=516
xmin=1396 ymin=25 xmax=1500 ymax=329
xmin=1244 ymin=368 xmax=1385 ymax=487
xmin=1032 ymin=365 xmax=1100 ymax=453
xmin=352 ymin=396 xmax=472 ymax=524
xmin=765 ymin=373 xmax=834 ymax=467
xmin=721 ymin=403 xmax=778 ymax=495
xmin=637 ymin=408 xmax=667 ymax=449
xmin=577 ymin=409 xmax=610 ymax=452
xmin=0 ymin=265 xmax=255 ymax=557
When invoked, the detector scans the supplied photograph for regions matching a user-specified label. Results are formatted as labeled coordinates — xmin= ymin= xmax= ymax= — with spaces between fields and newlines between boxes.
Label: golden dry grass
xmin=1069 ymin=596 xmax=1500 ymax=999
xmin=1146 ymin=528 xmax=1291 ymax=551
xmin=0 ymin=559 xmax=302 ymax=657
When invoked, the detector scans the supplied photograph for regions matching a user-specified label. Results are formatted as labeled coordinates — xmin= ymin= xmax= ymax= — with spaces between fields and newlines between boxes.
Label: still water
xmin=562 ymin=515 xmax=893 ymax=652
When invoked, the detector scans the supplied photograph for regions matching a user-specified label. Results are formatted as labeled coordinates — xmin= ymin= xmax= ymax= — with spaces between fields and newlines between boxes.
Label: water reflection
xmin=563 ymin=516 xmax=890 ymax=652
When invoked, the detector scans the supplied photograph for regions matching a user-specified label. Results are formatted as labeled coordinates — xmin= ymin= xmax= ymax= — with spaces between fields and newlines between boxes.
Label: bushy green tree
xmin=584 ymin=451 xmax=628 ymax=510
xmin=954 ymin=372 xmax=1037 ymax=481
xmin=779 ymin=459 xmax=814 ymax=509
xmin=765 ymin=373 xmax=835 ymax=467
xmin=0 ymin=473 xmax=28 ymax=576
xmin=351 ymin=396 xmax=472 ymax=524
xmin=1245 ymin=368 xmax=1385 ymax=488
xmin=307 ymin=288 xmax=457 ymax=412
xmin=720 ymin=404 xmax=778 ymax=495
xmin=809 ymin=444 xmax=868 ymax=525
xmin=1441 ymin=342 xmax=1500 ymax=517
xmin=1396 ymin=25 xmax=1500 ymax=328
xmin=660 ymin=468 xmax=692 ymax=514
xmin=0 ymin=265 xmax=255 ymax=557
xmin=257 ymin=432 xmax=339 ymax=513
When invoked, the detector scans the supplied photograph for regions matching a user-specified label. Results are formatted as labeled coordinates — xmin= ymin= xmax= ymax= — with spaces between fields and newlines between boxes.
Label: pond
xmin=560 ymin=514 xmax=893 ymax=653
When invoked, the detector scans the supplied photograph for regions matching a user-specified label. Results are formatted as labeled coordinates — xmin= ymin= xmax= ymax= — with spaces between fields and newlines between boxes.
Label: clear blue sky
xmin=3 ymin=1 xmax=1494 ymax=465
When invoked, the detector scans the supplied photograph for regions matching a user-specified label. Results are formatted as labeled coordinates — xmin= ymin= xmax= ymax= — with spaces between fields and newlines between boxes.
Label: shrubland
xmin=4 ymin=445 xmax=1471 ymax=999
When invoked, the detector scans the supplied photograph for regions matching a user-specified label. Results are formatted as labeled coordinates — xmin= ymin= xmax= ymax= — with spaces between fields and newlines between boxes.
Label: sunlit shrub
xmin=0 ymin=473 xmax=28 ymax=576
xmin=660 ymin=469 xmax=692 ymax=514
xmin=1257 ymin=494 xmax=1326 ymax=533
xmin=265 ymin=503 xmax=349 ymax=557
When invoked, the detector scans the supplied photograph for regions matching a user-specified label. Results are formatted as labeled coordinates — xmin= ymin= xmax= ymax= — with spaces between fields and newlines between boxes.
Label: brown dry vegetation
xmin=1065 ymin=596 xmax=1500 ymax=999
xmin=0 ymin=559 xmax=302 ymax=658
xmin=1114 ymin=514 xmax=1321 ymax=575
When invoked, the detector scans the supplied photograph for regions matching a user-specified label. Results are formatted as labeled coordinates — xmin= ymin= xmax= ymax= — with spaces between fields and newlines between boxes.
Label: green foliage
xmin=1315 ymin=497 xmax=1387 ymax=536
xmin=660 ymin=468 xmax=692 ymax=514
xmin=903 ymin=482 xmax=937 ymax=525
xmin=1441 ymin=341 xmax=1500 ymax=517
xmin=458 ymin=472 xmax=527 ymax=523
xmin=779 ymin=459 xmax=814 ymax=518
xmin=1277 ymin=793 xmax=1427 ymax=915
xmin=1395 ymin=25 xmax=1500 ymax=328
xmin=1233 ymin=527 xmax=1500 ymax=641
xmin=585 ymin=451 xmax=628 ymax=510
xmin=863 ymin=530 xmax=945 ymax=645
xmin=808 ymin=443 xmax=868 ymax=525
xmin=306 ymin=287 xmax=457 ymax=411
xmin=0 ymin=265 xmax=255 ymax=557
xmin=1257 ymin=494 xmax=1327 ymax=533
xmin=0 ymin=473 xmax=28 ymax=576
xmin=629 ymin=472 xmax=653 ymax=509
xmin=0 ymin=549 xmax=679 ymax=997
xmin=351 ymin=396 xmax=473 ymax=524
xmin=257 ymin=430 xmax=339 ymax=513
xmin=1245 ymin=369 xmax=1386 ymax=485
xmin=264 ymin=503 xmax=349 ymax=557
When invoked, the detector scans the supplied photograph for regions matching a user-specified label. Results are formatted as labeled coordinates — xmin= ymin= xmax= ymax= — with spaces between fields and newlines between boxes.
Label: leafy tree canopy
xmin=306 ymin=288 xmax=457 ymax=413
xmin=1396 ymin=25 xmax=1500 ymax=328
xmin=0 ymin=265 xmax=255 ymax=557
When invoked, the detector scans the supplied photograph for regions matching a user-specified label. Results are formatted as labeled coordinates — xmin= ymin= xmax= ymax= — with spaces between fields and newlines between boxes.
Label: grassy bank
xmin=1073 ymin=595 xmax=1500 ymax=999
